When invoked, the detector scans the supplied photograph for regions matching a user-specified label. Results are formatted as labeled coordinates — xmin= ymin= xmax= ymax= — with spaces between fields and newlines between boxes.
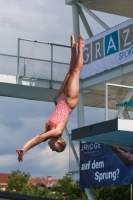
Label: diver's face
xmin=48 ymin=138 xmax=62 ymax=152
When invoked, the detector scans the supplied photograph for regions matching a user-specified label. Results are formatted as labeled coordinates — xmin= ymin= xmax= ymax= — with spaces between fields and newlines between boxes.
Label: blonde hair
xmin=57 ymin=137 xmax=67 ymax=153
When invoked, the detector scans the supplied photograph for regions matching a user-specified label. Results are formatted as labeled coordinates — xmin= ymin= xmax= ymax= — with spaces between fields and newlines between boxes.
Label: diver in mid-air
xmin=16 ymin=34 xmax=84 ymax=161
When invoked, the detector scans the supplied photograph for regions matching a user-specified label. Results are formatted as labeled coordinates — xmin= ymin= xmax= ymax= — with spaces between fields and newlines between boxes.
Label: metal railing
xmin=0 ymin=53 xmax=18 ymax=76
xmin=17 ymin=38 xmax=71 ymax=82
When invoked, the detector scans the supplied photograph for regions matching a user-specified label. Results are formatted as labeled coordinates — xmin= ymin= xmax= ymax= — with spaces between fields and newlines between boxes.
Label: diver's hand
xmin=16 ymin=149 xmax=25 ymax=162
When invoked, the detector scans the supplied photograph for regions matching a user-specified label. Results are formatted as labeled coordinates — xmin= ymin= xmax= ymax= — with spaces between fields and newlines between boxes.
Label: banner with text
xmin=80 ymin=142 xmax=133 ymax=188
xmin=80 ymin=18 xmax=133 ymax=79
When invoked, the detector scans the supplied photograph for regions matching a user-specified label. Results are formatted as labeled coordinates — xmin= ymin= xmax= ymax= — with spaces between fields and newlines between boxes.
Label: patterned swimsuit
xmin=45 ymin=93 xmax=73 ymax=131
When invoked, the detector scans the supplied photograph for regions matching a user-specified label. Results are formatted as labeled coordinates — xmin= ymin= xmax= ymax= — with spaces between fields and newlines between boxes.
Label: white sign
xmin=80 ymin=18 xmax=133 ymax=79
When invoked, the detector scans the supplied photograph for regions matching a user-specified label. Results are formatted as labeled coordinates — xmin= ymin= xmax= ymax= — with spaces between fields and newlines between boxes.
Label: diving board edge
xmin=71 ymin=118 xmax=133 ymax=141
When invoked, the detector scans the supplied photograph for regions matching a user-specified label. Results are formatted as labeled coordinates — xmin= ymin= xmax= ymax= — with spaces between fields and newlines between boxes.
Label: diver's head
xmin=48 ymin=137 xmax=66 ymax=152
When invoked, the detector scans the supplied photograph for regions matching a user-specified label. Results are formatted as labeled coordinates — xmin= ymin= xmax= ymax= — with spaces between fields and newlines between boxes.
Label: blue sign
xmin=80 ymin=142 xmax=133 ymax=188
xmin=81 ymin=18 xmax=133 ymax=79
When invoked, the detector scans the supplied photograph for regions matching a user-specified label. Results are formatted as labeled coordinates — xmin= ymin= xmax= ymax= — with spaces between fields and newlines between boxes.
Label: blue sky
xmin=0 ymin=0 xmax=129 ymax=178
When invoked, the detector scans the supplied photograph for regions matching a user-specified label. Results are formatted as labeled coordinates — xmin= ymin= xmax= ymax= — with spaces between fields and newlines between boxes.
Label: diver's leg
xmin=58 ymin=35 xmax=77 ymax=98
xmin=65 ymin=35 xmax=84 ymax=109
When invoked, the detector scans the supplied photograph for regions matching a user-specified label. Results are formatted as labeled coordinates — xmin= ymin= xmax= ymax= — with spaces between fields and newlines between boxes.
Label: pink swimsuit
xmin=45 ymin=93 xmax=73 ymax=130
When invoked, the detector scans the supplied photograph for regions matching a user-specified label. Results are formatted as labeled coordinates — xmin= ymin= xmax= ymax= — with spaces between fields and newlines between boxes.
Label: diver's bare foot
xmin=78 ymin=35 xmax=84 ymax=49
xmin=71 ymin=34 xmax=78 ymax=49
xmin=71 ymin=34 xmax=75 ymax=47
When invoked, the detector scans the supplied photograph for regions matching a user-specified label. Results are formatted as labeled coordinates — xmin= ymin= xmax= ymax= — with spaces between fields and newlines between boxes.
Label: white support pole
xmin=72 ymin=3 xmax=80 ymax=42
xmin=77 ymin=91 xmax=96 ymax=200
xmin=77 ymin=2 xmax=110 ymax=30
xmin=50 ymin=44 xmax=53 ymax=89
xmin=79 ymin=7 xmax=93 ymax=38
xmin=105 ymin=83 xmax=108 ymax=121
xmin=77 ymin=91 xmax=85 ymax=127
xmin=72 ymin=3 xmax=96 ymax=199
xmin=65 ymin=127 xmax=79 ymax=166
xmin=17 ymin=38 xmax=20 ymax=83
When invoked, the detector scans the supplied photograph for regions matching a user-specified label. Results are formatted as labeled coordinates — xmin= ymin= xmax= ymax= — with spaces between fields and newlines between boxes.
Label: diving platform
xmin=72 ymin=118 xmax=133 ymax=147
xmin=0 ymin=74 xmax=61 ymax=102
xmin=0 ymin=54 xmax=133 ymax=104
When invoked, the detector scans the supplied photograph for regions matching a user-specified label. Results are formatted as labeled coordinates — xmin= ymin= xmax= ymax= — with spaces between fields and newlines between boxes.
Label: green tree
xmin=51 ymin=174 xmax=88 ymax=200
xmin=94 ymin=185 xmax=131 ymax=200
xmin=51 ymin=174 xmax=131 ymax=200
xmin=6 ymin=170 xmax=132 ymax=200
xmin=6 ymin=169 xmax=31 ymax=194
xmin=6 ymin=169 xmax=51 ymax=198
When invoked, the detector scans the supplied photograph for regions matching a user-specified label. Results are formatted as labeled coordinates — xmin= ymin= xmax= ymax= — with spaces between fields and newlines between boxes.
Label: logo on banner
xmin=83 ymin=23 xmax=133 ymax=64
xmin=81 ymin=142 xmax=104 ymax=157
xmin=105 ymin=31 xmax=119 ymax=56
xmin=119 ymin=24 xmax=133 ymax=60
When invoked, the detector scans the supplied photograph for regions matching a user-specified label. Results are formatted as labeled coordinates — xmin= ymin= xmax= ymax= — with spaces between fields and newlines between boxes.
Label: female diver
xmin=16 ymin=34 xmax=84 ymax=162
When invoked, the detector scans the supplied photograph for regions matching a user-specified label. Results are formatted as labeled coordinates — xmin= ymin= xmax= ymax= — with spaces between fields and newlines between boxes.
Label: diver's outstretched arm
xmin=16 ymin=128 xmax=62 ymax=162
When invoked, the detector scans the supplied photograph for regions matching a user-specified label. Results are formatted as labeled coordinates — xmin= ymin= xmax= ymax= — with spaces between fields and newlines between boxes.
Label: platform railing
xmin=0 ymin=52 xmax=71 ymax=83
xmin=0 ymin=53 xmax=18 ymax=76
xmin=17 ymin=38 xmax=71 ymax=82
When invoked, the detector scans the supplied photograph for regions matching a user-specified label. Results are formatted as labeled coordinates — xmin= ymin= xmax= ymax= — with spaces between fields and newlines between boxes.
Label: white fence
xmin=17 ymin=38 xmax=71 ymax=81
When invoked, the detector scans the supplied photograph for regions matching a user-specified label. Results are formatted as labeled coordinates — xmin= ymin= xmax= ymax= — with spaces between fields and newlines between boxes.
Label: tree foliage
xmin=51 ymin=174 xmax=87 ymax=200
xmin=6 ymin=170 xmax=52 ymax=198
xmin=94 ymin=184 xmax=131 ymax=200
xmin=7 ymin=169 xmax=30 ymax=194
xmin=6 ymin=170 xmax=87 ymax=199
xmin=6 ymin=170 xmax=132 ymax=200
